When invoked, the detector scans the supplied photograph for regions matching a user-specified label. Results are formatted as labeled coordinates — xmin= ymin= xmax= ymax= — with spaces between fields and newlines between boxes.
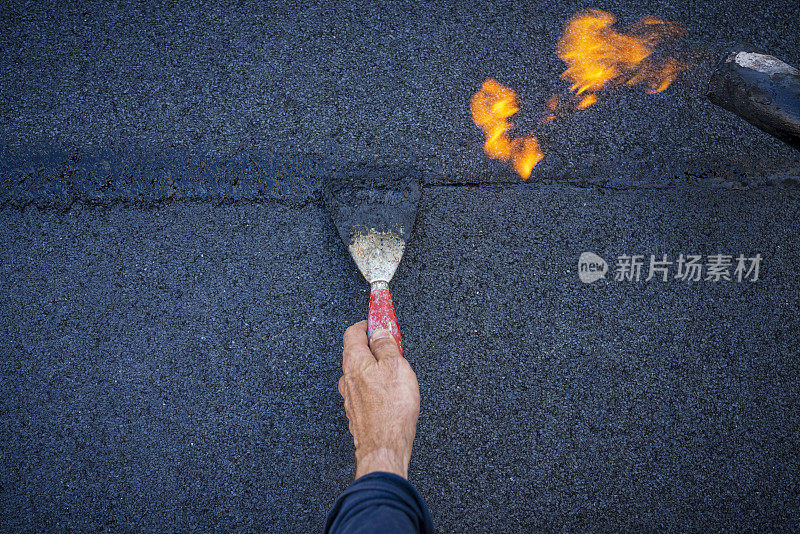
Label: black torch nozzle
xmin=707 ymin=48 xmax=800 ymax=151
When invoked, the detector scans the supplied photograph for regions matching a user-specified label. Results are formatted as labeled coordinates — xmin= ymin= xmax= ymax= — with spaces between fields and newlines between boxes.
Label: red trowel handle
xmin=367 ymin=281 xmax=402 ymax=355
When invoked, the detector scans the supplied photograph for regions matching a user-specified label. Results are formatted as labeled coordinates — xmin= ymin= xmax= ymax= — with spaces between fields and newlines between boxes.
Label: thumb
xmin=369 ymin=329 xmax=401 ymax=361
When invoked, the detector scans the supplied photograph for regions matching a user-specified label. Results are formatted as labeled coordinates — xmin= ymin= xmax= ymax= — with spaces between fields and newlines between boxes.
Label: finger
xmin=369 ymin=329 xmax=401 ymax=362
xmin=343 ymin=321 xmax=368 ymax=350
xmin=342 ymin=321 xmax=376 ymax=374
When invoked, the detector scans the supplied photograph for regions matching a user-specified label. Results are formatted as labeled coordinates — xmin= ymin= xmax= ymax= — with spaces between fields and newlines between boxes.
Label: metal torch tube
xmin=707 ymin=49 xmax=800 ymax=151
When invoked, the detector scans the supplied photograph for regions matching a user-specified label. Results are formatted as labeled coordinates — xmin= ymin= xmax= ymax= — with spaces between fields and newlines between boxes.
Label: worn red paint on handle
xmin=368 ymin=285 xmax=402 ymax=355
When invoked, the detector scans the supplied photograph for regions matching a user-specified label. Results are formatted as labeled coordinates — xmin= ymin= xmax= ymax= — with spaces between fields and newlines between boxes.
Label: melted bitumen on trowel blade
xmin=322 ymin=164 xmax=422 ymax=283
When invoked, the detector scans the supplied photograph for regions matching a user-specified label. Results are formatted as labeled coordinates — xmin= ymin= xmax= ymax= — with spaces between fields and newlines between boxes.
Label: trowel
xmin=323 ymin=165 xmax=422 ymax=355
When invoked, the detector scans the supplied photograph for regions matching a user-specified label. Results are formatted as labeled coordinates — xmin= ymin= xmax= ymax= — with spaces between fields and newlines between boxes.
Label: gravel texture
xmin=2 ymin=0 xmax=800 ymax=531
xmin=1 ymin=0 xmax=799 ymax=205
xmin=2 ymin=185 xmax=799 ymax=531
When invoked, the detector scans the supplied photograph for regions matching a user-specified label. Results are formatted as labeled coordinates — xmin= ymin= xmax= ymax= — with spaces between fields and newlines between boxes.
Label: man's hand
xmin=338 ymin=321 xmax=420 ymax=480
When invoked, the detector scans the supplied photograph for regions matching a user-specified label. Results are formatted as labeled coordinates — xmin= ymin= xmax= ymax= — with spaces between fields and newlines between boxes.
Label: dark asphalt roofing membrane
xmin=3 ymin=188 xmax=800 ymax=531
xmin=1 ymin=0 xmax=800 ymax=205
xmin=1 ymin=0 xmax=799 ymax=531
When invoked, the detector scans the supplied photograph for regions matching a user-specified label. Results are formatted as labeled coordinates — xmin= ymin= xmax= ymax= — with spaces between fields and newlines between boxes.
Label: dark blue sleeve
xmin=325 ymin=472 xmax=434 ymax=534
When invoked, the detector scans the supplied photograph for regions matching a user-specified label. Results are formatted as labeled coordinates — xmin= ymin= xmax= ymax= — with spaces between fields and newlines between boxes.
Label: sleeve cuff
xmin=325 ymin=471 xmax=434 ymax=533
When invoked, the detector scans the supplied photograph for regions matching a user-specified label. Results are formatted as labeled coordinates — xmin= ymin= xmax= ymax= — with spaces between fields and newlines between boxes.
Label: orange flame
xmin=470 ymin=79 xmax=543 ymax=180
xmin=557 ymin=9 xmax=686 ymax=108
xmin=471 ymin=11 xmax=688 ymax=179
xmin=577 ymin=94 xmax=598 ymax=109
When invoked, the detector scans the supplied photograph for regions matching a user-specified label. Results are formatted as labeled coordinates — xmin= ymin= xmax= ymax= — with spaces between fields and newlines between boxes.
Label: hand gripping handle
xmin=367 ymin=281 xmax=402 ymax=355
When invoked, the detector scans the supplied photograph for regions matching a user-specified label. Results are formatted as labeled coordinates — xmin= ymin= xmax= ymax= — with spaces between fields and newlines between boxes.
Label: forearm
xmin=332 ymin=322 xmax=429 ymax=532
xmin=356 ymin=447 xmax=411 ymax=480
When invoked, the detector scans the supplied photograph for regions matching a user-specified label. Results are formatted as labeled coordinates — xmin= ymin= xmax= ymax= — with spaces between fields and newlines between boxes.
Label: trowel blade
xmin=322 ymin=164 xmax=422 ymax=284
